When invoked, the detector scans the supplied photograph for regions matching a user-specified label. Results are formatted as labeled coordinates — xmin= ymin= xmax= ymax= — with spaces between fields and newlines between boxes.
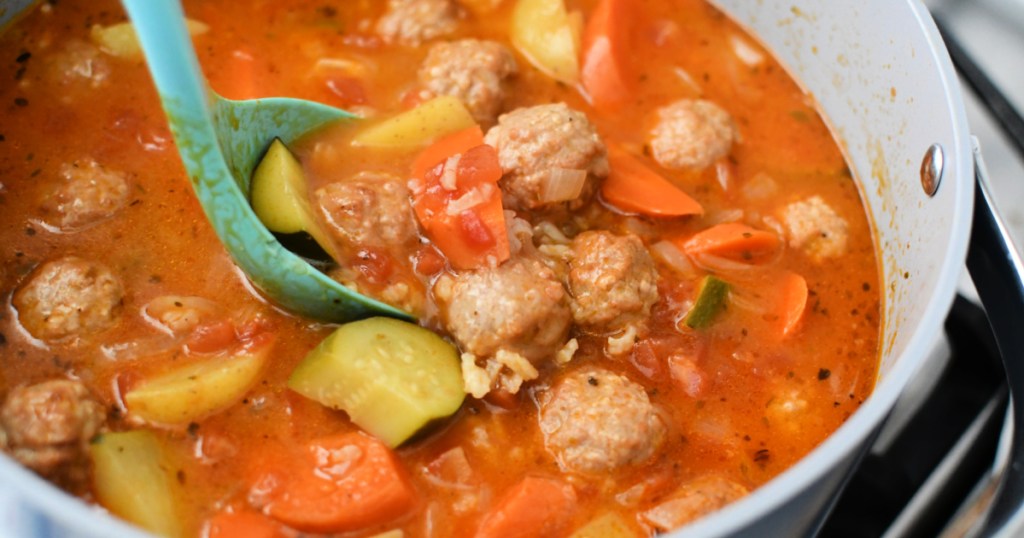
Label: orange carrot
xmin=475 ymin=476 xmax=577 ymax=538
xmin=411 ymin=126 xmax=485 ymax=180
xmin=601 ymin=145 xmax=703 ymax=217
xmin=411 ymin=128 xmax=509 ymax=270
xmin=260 ymin=432 xmax=417 ymax=533
xmin=206 ymin=511 xmax=283 ymax=538
xmin=581 ymin=0 xmax=632 ymax=111
xmin=680 ymin=222 xmax=780 ymax=263
xmin=778 ymin=271 xmax=808 ymax=337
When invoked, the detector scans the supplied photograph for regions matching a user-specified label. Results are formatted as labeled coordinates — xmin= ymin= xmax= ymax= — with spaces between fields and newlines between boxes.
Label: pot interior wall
xmin=713 ymin=0 xmax=973 ymax=381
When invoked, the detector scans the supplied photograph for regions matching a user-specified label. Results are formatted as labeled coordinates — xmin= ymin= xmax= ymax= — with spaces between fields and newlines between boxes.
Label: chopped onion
xmin=730 ymin=34 xmax=765 ymax=67
xmin=539 ymin=168 xmax=587 ymax=203
xmin=440 ymin=154 xmax=462 ymax=191
xmin=742 ymin=172 xmax=779 ymax=201
xmin=446 ymin=184 xmax=491 ymax=215
xmin=650 ymin=241 xmax=696 ymax=277
xmin=142 ymin=295 xmax=222 ymax=336
xmin=715 ymin=160 xmax=734 ymax=192
xmin=312 ymin=57 xmax=372 ymax=78
xmin=706 ymin=208 xmax=744 ymax=225
xmin=691 ymin=252 xmax=759 ymax=276
xmin=673 ymin=66 xmax=702 ymax=95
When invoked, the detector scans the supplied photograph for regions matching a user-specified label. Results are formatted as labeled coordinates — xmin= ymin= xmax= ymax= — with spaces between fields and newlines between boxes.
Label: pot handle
xmin=967 ymin=140 xmax=1024 ymax=536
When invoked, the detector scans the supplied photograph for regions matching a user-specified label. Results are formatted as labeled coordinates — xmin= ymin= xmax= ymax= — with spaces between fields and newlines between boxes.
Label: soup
xmin=0 ymin=0 xmax=881 ymax=536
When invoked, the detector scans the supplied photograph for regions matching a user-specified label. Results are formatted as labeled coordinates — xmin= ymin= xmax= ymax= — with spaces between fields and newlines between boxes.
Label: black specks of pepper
xmin=753 ymin=448 xmax=770 ymax=468
xmin=13 ymin=97 xmax=28 ymax=107
xmin=817 ymin=368 xmax=832 ymax=381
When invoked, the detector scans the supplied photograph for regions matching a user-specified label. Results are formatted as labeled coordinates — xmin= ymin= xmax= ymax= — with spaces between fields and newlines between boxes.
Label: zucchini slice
xmin=288 ymin=317 xmax=465 ymax=447
xmin=683 ymin=275 xmax=730 ymax=329
xmin=250 ymin=138 xmax=336 ymax=258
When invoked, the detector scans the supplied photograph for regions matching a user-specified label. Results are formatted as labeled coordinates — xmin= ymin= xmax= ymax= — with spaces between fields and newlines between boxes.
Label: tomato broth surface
xmin=0 ymin=0 xmax=880 ymax=536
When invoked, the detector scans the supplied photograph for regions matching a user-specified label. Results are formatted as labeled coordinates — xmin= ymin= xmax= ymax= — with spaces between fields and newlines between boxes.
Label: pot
xmin=0 ymin=0 xmax=1020 ymax=537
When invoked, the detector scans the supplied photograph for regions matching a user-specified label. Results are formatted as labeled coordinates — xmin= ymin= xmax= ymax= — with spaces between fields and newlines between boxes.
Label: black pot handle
xmin=967 ymin=141 xmax=1024 ymax=536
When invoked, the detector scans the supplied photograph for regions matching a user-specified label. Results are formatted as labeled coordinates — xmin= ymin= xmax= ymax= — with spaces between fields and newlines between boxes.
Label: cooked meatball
xmin=46 ymin=40 xmax=111 ymax=90
xmin=376 ymin=0 xmax=461 ymax=47
xmin=435 ymin=257 xmax=571 ymax=363
xmin=418 ymin=39 xmax=517 ymax=124
xmin=539 ymin=368 xmax=665 ymax=474
xmin=649 ymin=99 xmax=737 ymax=170
xmin=315 ymin=172 xmax=418 ymax=251
xmin=640 ymin=476 xmax=749 ymax=531
xmin=484 ymin=103 xmax=609 ymax=210
xmin=43 ymin=159 xmax=130 ymax=230
xmin=568 ymin=231 xmax=659 ymax=333
xmin=780 ymin=195 xmax=848 ymax=260
xmin=1 ymin=380 xmax=105 ymax=476
xmin=12 ymin=257 xmax=124 ymax=341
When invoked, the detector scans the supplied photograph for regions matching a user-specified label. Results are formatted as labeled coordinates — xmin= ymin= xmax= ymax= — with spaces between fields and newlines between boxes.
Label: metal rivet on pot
xmin=920 ymin=144 xmax=944 ymax=197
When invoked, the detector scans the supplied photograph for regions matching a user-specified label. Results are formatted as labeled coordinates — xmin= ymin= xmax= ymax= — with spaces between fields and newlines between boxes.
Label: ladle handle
xmin=120 ymin=0 xmax=212 ymax=122
xmin=968 ymin=141 xmax=1024 ymax=536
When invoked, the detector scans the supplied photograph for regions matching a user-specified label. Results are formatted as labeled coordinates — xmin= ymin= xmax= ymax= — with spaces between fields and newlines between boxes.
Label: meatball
xmin=780 ymin=195 xmax=849 ymax=260
xmin=43 ymin=159 xmax=130 ymax=230
xmin=13 ymin=257 xmax=124 ymax=341
xmin=315 ymin=172 xmax=418 ymax=251
xmin=435 ymin=257 xmax=571 ymax=363
xmin=46 ymin=40 xmax=111 ymax=90
xmin=376 ymin=0 xmax=461 ymax=47
xmin=539 ymin=368 xmax=665 ymax=474
xmin=568 ymin=231 xmax=659 ymax=333
xmin=484 ymin=104 xmax=609 ymax=210
xmin=640 ymin=476 xmax=749 ymax=531
xmin=418 ymin=39 xmax=517 ymax=124
xmin=649 ymin=99 xmax=737 ymax=170
xmin=1 ymin=380 xmax=105 ymax=476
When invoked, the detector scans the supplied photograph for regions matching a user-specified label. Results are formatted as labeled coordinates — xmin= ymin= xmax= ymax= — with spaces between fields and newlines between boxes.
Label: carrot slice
xmin=411 ymin=126 xmax=485 ymax=180
xmin=411 ymin=129 xmax=509 ymax=270
xmin=778 ymin=271 xmax=808 ymax=337
xmin=259 ymin=432 xmax=417 ymax=533
xmin=476 ymin=476 xmax=577 ymax=538
xmin=680 ymin=222 xmax=779 ymax=263
xmin=206 ymin=511 xmax=283 ymax=538
xmin=581 ymin=0 xmax=632 ymax=110
xmin=602 ymin=145 xmax=703 ymax=217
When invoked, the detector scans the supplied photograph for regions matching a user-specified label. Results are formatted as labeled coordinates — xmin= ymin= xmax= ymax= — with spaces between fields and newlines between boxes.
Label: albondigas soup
xmin=0 ymin=0 xmax=881 ymax=536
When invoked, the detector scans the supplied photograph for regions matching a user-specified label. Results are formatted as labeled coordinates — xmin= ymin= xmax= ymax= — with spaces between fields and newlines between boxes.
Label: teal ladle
xmin=120 ymin=0 xmax=411 ymax=323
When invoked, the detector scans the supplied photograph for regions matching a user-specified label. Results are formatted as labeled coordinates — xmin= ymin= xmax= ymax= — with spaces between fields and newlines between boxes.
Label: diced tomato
xmin=185 ymin=320 xmax=237 ymax=355
xmin=456 ymin=144 xmax=503 ymax=187
xmin=459 ymin=210 xmax=496 ymax=248
xmin=324 ymin=76 xmax=368 ymax=106
xmin=411 ymin=127 xmax=510 ymax=270
xmin=354 ymin=247 xmax=394 ymax=285
xmin=414 ymin=245 xmax=447 ymax=276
